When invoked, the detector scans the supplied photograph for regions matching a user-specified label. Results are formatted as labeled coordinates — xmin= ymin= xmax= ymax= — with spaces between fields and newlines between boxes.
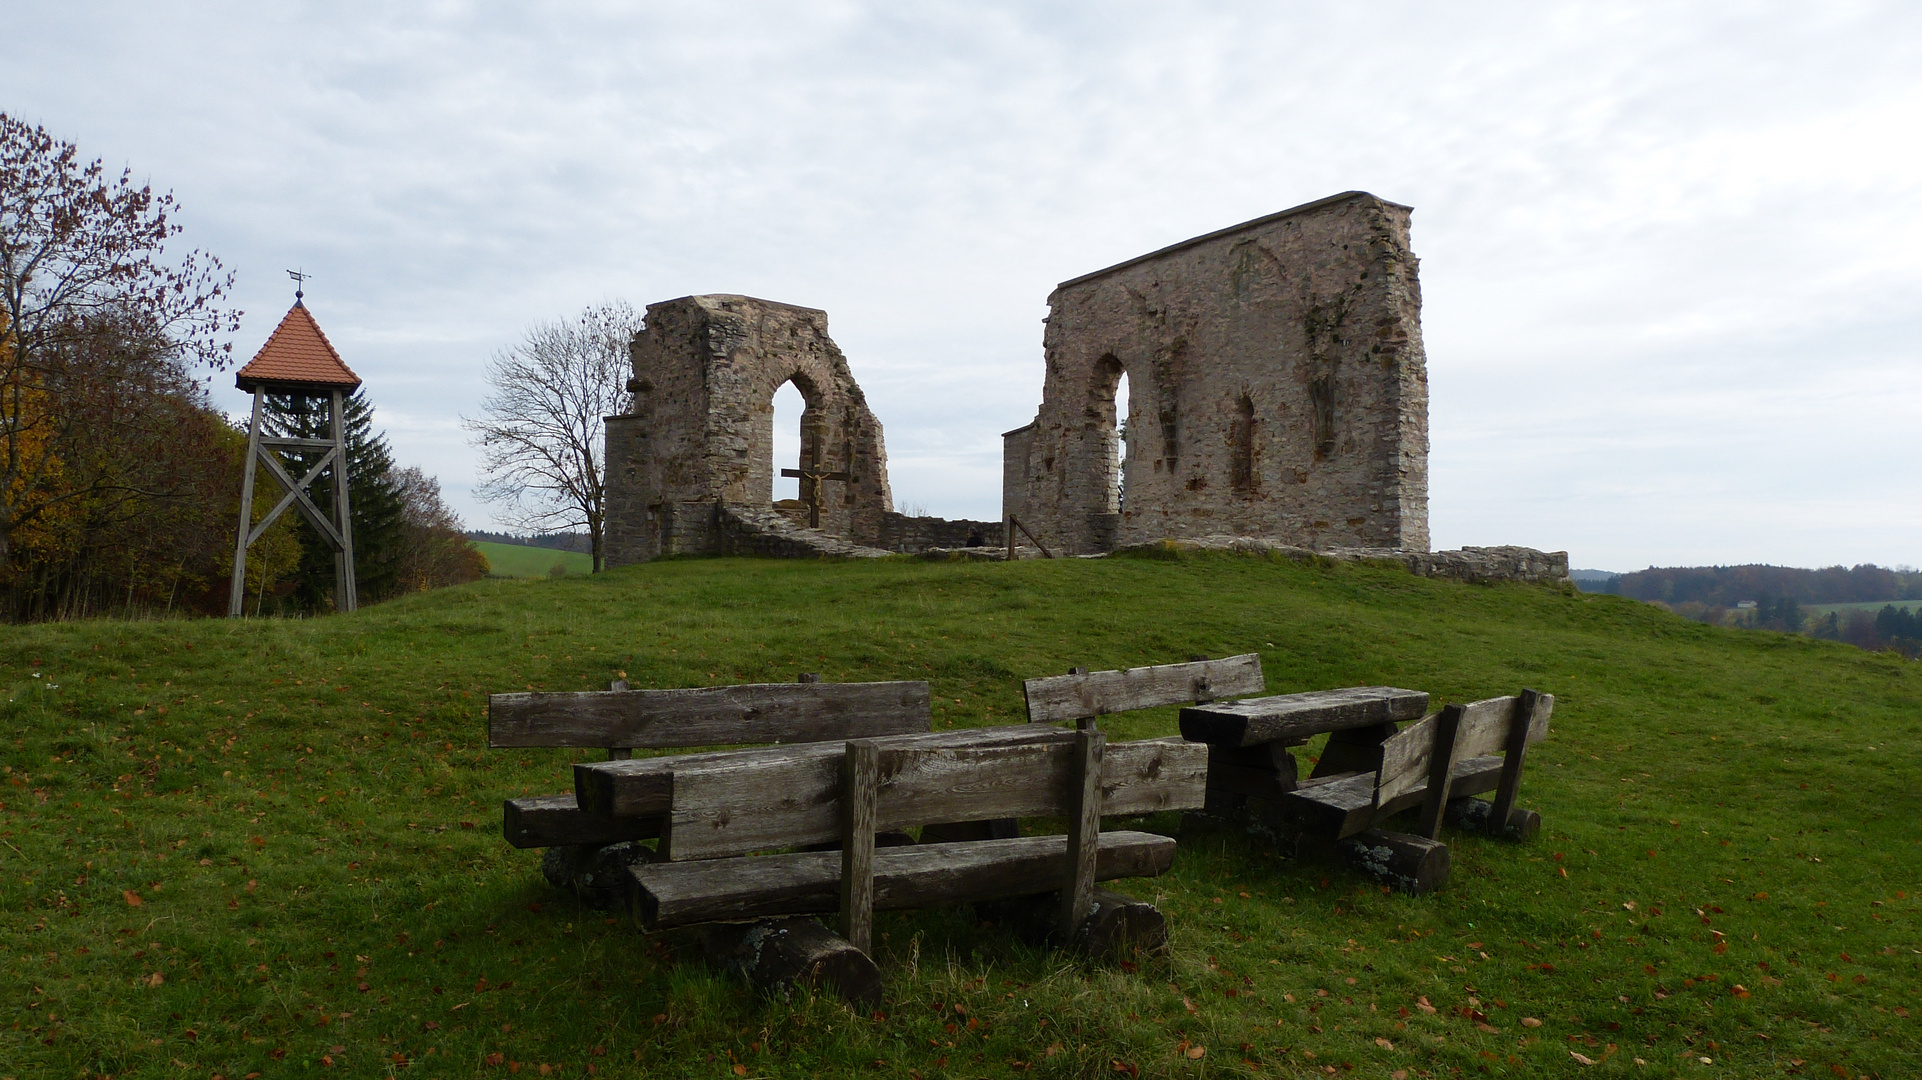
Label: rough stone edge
xmin=1109 ymin=536 xmax=1570 ymax=586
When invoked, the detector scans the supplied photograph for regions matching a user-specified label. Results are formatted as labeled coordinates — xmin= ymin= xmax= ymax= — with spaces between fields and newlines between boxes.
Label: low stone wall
xmin=870 ymin=513 xmax=1005 ymax=554
xmin=1112 ymin=535 xmax=1570 ymax=586
xmin=717 ymin=505 xmax=893 ymax=560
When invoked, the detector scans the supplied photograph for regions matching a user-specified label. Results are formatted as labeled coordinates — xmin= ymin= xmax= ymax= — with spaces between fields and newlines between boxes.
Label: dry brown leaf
xmin=1570 ymin=1051 xmax=1597 ymax=1065
xmin=123 ymin=890 xmax=143 ymax=907
xmin=1520 ymin=1017 xmax=1543 ymax=1028
xmin=1185 ymin=1046 xmax=1205 ymax=1059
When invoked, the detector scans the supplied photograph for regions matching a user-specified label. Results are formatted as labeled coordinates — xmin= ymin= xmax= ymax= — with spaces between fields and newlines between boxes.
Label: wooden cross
xmin=781 ymin=435 xmax=851 ymax=529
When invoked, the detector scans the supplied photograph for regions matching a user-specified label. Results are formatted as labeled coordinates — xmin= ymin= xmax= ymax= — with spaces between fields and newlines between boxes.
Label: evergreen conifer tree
xmin=261 ymin=388 xmax=405 ymax=610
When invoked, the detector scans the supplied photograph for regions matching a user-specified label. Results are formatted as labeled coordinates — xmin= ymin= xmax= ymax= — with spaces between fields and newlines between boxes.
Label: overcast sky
xmin=7 ymin=1 xmax=1920 ymax=571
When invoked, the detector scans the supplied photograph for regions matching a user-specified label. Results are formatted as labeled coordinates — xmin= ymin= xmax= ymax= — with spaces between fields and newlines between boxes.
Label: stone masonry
xmin=1003 ymin=191 xmax=1430 ymax=555
xmin=604 ymin=295 xmax=895 ymax=563
xmin=604 ymin=294 xmax=1004 ymax=564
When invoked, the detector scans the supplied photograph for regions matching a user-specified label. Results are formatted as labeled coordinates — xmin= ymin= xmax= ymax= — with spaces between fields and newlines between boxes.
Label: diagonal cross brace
xmin=248 ymin=444 xmax=345 ymax=551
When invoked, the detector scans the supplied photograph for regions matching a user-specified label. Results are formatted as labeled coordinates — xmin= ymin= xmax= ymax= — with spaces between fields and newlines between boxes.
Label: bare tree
xmin=0 ymin=113 xmax=239 ymax=570
xmin=463 ymin=302 xmax=636 ymax=572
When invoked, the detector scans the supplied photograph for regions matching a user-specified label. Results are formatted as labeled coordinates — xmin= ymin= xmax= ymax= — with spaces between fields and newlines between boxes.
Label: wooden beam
xmin=1178 ymin=686 xmax=1429 ymax=747
xmin=632 ymin=830 xmax=1178 ymax=929
xmin=663 ymin=735 xmax=1207 ymax=861
xmin=1485 ymin=690 xmax=1548 ymax=836
xmin=1415 ymin=705 xmax=1463 ymax=839
xmin=501 ymin=794 xmax=660 ymax=849
xmin=1059 ymin=728 xmax=1105 ymax=940
xmin=1024 ymin=654 xmax=1265 ymax=724
xmin=228 ymin=389 xmax=265 ymax=617
xmin=574 ymin=725 xmax=1063 ymax=819
xmin=840 ymin=740 xmax=879 ymax=954
xmin=491 ymin=680 xmax=932 ymax=749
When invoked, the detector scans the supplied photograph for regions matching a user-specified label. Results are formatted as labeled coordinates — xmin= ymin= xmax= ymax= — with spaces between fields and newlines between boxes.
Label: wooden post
xmin=228 ymin=389 xmax=265 ymax=617
xmin=1058 ymin=726 xmax=1105 ymax=941
xmin=1416 ymin=705 xmax=1462 ymax=840
xmin=840 ymin=739 xmax=879 ymax=954
xmin=606 ymin=678 xmax=632 ymax=760
xmin=329 ymin=389 xmax=358 ymax=612
xmin=1485 ymin=689 xmax=1540 ymax=837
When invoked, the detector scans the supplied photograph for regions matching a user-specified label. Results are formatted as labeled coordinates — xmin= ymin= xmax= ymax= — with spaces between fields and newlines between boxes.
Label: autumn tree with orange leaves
xmin=1 ymin=112 xmax=242 ymax=618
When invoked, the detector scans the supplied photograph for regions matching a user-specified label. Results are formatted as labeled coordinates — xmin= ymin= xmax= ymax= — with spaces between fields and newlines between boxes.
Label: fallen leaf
xmin=1570 ymin=1051 xmax=1596 ymax=1065
xmin=147 ymin=972 xmax=164 ymax=987
xmin=1185 ymin=1045 xmax=1206 ymax=1059
xmin=1521 ymin=1017 xmax=1542 ymax=1028
xmin=732 ymin=1067 xmax=746 ymax=1077
xmin=1374 ymin=1037 xmax=1394 ymax=1050
xmin=124 ymin=890 xmax=144 ymax=907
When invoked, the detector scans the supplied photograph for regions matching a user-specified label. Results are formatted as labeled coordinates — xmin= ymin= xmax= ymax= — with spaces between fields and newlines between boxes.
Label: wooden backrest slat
xmin=573 ymin=725 xmax=1062 ymax=818
xmin=1024 ymin=654 xmax=1265 ymax=724
xmin=488 ymin=680 xmax=931 ymax=749
xmin=1376 ymin=694 xmax=1553 ymax=806
xmin=662 ymin=734 xmax=1208 ymax=861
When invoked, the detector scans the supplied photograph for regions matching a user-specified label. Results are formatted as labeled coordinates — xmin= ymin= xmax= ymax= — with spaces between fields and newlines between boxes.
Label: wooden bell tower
xmin=227 ymin=286 xmax=363 ymax=616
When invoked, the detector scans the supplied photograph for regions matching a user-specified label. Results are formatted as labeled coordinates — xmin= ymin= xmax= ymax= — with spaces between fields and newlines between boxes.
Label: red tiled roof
xmin=234 ymin=303 xmax=361 ymax=392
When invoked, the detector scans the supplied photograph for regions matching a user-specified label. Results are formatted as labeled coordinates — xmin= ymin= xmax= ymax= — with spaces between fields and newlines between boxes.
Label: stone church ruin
xmin=1003 ymin=191 xmax=1428 ymax=556
xmin=603 ymin=295 xmax=1000 ymax=563
xmin=602 ymin=194 xmax=1564 ymax=584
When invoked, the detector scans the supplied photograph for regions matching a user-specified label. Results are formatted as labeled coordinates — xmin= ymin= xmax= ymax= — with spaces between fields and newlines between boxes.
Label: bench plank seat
xmin=1282 ymin=755 xmax=1507 ymax=838
xmin=1179 ymin=686 xmax=1430 ymax=747
xmin=632 ymin=831 xmax=1178 ymax=929
xmin=1024 ymin=654 xmax=1264 ymax=724
xmin=489 ymin=680 xmax=931 ymax=749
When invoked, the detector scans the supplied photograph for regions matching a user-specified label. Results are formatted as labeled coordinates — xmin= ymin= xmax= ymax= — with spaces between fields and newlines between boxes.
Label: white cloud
xmin=6 ymin=0 xmax=1919 ymax=569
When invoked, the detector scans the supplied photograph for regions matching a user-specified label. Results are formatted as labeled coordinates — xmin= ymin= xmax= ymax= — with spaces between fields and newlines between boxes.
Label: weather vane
xmin=287 ymin=268 xmax=311 ymax=304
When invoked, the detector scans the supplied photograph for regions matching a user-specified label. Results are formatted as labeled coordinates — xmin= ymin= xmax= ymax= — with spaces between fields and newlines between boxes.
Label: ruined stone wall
xmin=1003 ymin=191 xmax=1430 ymax=555
xmin=873 ymin=513 xmax=1004 ymax=553
xmin=604 ymin=295 xmax=893 ymax=565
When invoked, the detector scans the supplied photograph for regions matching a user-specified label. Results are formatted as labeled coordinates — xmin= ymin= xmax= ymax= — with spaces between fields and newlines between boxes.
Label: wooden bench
xmin=1178 ymin=685 xmax=1432 ymax=815
xmin=598 ymin=725 xmax=1207 ymax=1004
xmin=489 ymin=676 xmax=932 ymax=897
xmin=1282 ymin=689 xmax=1553 ymax=841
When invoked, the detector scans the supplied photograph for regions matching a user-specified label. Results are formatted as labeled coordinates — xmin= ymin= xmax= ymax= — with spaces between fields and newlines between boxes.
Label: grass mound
xmin=2 ymin=554 xmax=1917 ymax=1078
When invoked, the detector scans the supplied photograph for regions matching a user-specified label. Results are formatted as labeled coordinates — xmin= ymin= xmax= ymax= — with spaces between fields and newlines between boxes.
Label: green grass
xmin=2 ymin=553 xmax=1917 ymax=1079
xmin=472 ymin=541 xmax=595 ymax=579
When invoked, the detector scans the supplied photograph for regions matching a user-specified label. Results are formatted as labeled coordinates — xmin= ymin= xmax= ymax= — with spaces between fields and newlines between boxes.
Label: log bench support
xmin=625 ymin=728 xmax=1205 ymax=1004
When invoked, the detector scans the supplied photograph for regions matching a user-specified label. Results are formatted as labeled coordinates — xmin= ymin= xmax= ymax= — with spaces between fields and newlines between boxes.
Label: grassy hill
xmin=471 ymin=540 xmax=595 ymax=579
xmin=2 ymin=553 xmax=1916 ymax=1078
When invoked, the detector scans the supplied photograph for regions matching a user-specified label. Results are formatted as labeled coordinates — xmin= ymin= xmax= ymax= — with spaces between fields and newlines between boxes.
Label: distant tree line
xmin=1602 ymin=563 xmax=1922 ymax=607
xmin=1806 ymin=604 xmax=1922 ymax=658
xmin=464 ymin=530 xmax=592 ymax=553
xmin=2 ymin=113 xmax=483 ymax=622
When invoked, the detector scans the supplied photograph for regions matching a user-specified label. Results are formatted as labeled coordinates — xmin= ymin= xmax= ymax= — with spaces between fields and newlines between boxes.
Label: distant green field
xmin=1801 ymin=599 xmax=1922 ymax=618
xmin=471 ymin=540 xmax=594 ymax=578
